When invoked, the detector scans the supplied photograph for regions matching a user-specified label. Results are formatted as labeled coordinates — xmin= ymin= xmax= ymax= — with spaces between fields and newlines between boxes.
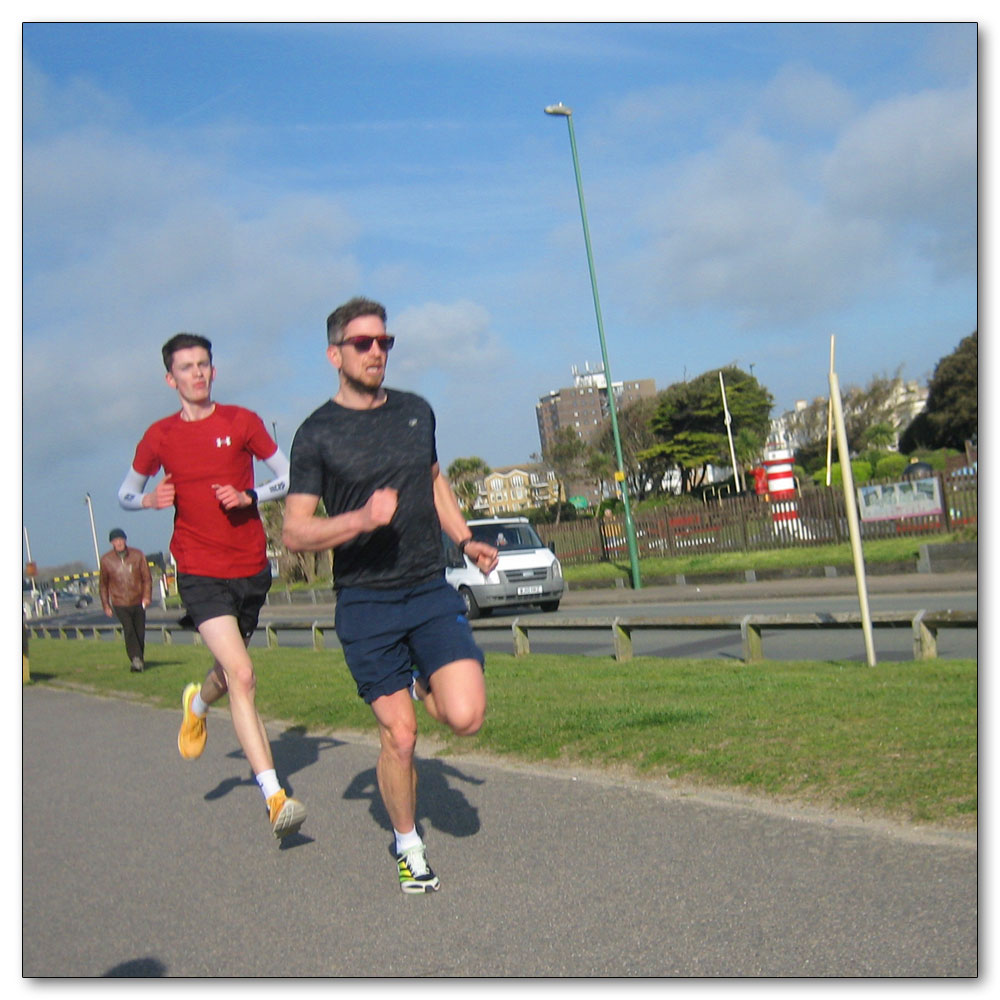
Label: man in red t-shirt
xmin=118 ymin=333 xmax=306 ymax=840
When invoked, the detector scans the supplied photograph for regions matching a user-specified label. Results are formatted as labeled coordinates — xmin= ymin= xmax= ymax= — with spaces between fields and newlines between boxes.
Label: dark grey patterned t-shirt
xmin=288 ymin=389 xmax=445 ymax=590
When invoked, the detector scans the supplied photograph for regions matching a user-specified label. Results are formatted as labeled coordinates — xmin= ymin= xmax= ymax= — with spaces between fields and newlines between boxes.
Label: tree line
xmin=261 ymin=330 xmax=976 ymax=579
xmin=448 ymin=330 xmax=977 ymax=522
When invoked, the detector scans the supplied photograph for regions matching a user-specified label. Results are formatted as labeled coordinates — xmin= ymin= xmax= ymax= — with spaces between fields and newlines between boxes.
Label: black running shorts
xmin=177 ymin=566 xmax=272 ymax=640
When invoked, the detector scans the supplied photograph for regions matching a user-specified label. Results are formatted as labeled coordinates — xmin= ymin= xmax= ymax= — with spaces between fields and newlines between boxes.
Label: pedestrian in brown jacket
xmin=100 ymin=528 xmax=152 ymax=672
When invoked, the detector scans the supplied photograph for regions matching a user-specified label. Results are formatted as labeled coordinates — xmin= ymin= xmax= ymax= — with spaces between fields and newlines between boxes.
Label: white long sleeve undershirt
xmin=117 ymin=448 xmax=291 ymax=510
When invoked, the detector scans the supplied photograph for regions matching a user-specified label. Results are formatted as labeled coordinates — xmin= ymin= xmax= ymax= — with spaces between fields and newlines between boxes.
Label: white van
xmin=443 ymin=517 xmax=565 ymax=618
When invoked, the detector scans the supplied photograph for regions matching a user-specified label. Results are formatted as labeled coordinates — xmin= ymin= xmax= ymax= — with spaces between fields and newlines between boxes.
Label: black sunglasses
xmin=336 ymin=335 xmax=395 ymax=353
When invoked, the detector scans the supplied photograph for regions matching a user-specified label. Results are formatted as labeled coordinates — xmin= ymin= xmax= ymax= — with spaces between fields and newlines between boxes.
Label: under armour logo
xmin=216 ymin=436 xmax=232 ymax=447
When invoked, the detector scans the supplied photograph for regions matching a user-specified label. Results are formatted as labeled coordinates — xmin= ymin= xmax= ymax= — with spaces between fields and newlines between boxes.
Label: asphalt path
xmin=23 ymin=681 xmax=977 ymax=977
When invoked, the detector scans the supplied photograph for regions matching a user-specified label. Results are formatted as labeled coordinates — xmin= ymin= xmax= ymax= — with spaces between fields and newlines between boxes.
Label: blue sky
xmin=19 ymin=20 xmax=978 ymax=571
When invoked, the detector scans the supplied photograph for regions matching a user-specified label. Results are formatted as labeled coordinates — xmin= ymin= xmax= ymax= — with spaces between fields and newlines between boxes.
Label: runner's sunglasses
xmin=335 ymin=334 xmax=395 ymax=352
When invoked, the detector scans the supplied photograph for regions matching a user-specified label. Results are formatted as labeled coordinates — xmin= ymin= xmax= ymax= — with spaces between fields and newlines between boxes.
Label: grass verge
xmin=560 ymin=533 xmax=966 ymax=586
xmin=24 ymin=638 xmax=976 ymax=830
xmin=261 ymin=532 xmax=971 ymax=595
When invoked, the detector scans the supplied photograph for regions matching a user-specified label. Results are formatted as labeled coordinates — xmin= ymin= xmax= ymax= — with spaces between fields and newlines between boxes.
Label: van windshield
xmin=469 ymin=523 xmax=545 ymax=551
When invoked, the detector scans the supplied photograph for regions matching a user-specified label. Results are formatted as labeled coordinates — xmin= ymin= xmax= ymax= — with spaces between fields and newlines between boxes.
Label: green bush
xmin=811 ymin=460 xmax=872 ymax=487
xmin=907 ymin=447 xmax=962 ymax=470
xmin=872 ymin=452 xmax=907 ymax=480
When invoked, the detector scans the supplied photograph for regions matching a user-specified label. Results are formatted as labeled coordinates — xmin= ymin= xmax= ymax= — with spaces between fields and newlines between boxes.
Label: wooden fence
xmin=536 ymin=473 xmax=977 ymax=566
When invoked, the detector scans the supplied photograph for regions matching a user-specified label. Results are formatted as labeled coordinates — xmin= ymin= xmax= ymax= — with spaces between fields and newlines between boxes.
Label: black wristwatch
xmin=245 ymin=489 xmax=258 ymax=505
xmin=457 ymin=537 xmax=472 ymax=556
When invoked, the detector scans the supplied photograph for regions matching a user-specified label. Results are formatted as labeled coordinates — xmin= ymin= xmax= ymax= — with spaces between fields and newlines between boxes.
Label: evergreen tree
xmin=899 ymin=332 xmax=978 ymax=452
xmin=642 ymin=366 xmax=772 ymax=492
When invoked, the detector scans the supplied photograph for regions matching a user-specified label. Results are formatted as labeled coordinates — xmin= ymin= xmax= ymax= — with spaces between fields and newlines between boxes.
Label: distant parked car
xmin=57 ymin=590 xmax=93 ymax=609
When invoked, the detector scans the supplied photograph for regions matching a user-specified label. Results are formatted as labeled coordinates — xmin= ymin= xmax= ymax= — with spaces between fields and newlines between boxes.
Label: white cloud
xmin=757 ymin=63 xmax=856 ymax=134
xmin=392 ymin=299 xmax=506 ymax=378
xmin=608 ymin=72 xmax=975 ymax=328
xmin=823 ymin=85 xmax=977 ymax=277
xmin=625 ymin=129 xmax=888 ymax=327
xmin=22 ymin=57 xmax=133 ymax=136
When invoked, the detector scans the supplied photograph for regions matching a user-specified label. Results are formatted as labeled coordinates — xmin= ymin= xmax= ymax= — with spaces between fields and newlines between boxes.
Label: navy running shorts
xmin=334 ymin=576 xmax=485 ymax=704
xmin=177 ymin=566 xmax=272 ymax=640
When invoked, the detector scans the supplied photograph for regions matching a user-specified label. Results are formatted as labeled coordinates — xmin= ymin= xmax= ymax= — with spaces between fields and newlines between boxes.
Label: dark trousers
xmin=113 ymin=605 xmax=146 ymax=664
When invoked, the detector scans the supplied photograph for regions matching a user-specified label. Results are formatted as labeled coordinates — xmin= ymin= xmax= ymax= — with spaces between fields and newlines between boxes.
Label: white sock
xmin=394 ymin=827 xmax=422 ymax=854
xmin=191 ymin=691 xmax=209 ymax=717
xmin=256 ymin=769 xmax=281 ymax=801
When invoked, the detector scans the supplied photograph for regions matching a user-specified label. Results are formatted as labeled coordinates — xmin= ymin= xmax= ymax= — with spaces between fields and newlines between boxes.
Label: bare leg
xmin=414 ymin=658 xmax=486 ymax=736
xmin=370 ymin=689 xmax=420 ymax=834
xmin=194 ymin=615 xmax=274 ymax=776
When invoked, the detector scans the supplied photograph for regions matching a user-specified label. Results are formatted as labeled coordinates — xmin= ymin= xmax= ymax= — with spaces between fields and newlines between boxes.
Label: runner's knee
xmin=381 ymin=716 xmax=418 ymax=761
xmin=448 ymin=704 xmax=484 ymax=737
xmin=224 ymin=661 xmax=257 ymax=699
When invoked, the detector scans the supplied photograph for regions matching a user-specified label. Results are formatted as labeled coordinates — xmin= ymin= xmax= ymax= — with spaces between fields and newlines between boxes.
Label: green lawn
xmin=262 ymin=532 xmax=971 ymax=594
xmin=561 ymin=533 xmax=969 ymax=586
xmin=25 ymin=637 xmax=977 ymax=830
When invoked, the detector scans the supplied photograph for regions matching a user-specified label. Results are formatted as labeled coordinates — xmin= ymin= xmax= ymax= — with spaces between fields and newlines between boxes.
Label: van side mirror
xmin=548 ymin=541 xmax=556 ymax=554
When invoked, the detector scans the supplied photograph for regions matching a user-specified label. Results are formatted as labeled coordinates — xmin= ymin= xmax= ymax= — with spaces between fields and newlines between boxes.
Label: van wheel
xmin=459 ymin=586 xmax=481 ymax=620
xmin=540 ymin=600 xmax=560 ymax=613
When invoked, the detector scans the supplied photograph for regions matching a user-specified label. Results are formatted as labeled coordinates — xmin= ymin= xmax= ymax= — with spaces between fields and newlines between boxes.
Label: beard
xmin=341 ymin=367 xmax=385 ymax=398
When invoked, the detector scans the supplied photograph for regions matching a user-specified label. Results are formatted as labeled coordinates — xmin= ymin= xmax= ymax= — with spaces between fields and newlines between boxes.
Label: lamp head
xmin=544 ymin=103 xmax=573 ymax=117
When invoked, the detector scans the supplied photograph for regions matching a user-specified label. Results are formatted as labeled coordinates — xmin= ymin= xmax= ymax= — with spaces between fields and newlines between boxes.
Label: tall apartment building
xmin=535 ymin=363 xmax=657 ymax=454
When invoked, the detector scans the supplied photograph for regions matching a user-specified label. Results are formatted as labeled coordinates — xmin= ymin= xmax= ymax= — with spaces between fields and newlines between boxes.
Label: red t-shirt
xmin=132 ymin=404 xmax=276 ymax=578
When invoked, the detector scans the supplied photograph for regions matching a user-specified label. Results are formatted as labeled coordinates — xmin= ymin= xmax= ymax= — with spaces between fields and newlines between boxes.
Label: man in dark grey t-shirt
xmin=283 ymin=296 xmax=498 ymax=894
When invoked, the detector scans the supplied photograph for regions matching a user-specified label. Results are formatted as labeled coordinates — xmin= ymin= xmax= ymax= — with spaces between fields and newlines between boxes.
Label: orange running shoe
xmin=177 ymin=683 xmax=207 ymax=760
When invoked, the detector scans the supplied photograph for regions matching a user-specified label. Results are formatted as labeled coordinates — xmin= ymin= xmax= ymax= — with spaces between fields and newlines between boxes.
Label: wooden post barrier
xmin=612 ymin=618 xmax=633 ymax=662
xmin=741 ymin=615 xmax=764 ymax=663
xmin=27 ymin=610 xmax=976 ymax=663
xmin=312 ymin=623 xmax=326 ymax=651
xmin=511 ymin=619 xmax=531 ymax=657
xmin=912 ymin=610 xmax=936 ymax=660
xmin=910 ymin=610 xmax=976 ymax=661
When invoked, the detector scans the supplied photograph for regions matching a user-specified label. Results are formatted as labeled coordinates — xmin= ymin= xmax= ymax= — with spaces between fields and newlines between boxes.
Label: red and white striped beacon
xmin=761 ymin=442 xmax=801 ymax=532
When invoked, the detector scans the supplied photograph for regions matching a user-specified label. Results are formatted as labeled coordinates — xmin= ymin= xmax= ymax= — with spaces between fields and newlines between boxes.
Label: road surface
xmin=22 ymin=685 xmax=977 ymax=978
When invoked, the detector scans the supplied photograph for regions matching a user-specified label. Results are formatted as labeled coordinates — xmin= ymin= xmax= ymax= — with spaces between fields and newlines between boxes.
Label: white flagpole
xmin=828 ymin=367 xmax=876 ymax=667
xmin=720 ymin=371 xmax=742 ymax=493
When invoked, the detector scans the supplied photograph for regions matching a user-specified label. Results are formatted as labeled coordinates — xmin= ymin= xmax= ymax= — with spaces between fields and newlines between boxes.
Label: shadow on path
xmin=103 ymin=956 xmax=167 ymax=977
xmin=203 ymin=725 xmax=347 ymax=800
xmin=343 ymin=758 xmax=485 ymax=839
xmin=200 ymin=725 xmax=348 ymax=849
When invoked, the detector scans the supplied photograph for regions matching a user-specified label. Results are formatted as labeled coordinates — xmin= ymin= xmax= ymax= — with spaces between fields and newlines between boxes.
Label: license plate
xmin=517 ymin=585 xmax=543 ymax=595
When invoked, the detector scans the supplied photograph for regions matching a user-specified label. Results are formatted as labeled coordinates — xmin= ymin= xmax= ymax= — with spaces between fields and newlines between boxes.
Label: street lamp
xmin=544 ymin=102 xmax=642 ymax=589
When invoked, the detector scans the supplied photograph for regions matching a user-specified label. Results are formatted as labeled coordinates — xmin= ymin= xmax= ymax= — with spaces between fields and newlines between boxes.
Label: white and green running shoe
xmin=395 ymin=843 xmax=440 ymax=894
